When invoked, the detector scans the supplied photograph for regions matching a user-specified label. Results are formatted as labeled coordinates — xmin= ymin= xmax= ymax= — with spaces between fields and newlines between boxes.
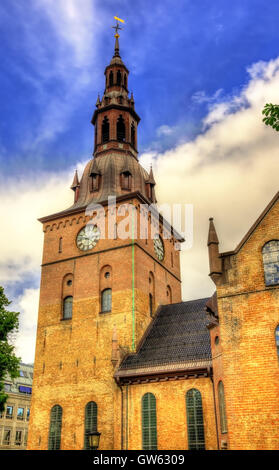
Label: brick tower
xmin=28 ymin=30 xmax=182 ymax=450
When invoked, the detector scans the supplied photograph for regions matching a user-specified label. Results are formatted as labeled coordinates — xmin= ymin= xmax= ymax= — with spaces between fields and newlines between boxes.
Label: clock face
xmin=76 ymin=224 xmax=100 ymax=251
xmin=154 ymin=235 xmax=165 ymax=261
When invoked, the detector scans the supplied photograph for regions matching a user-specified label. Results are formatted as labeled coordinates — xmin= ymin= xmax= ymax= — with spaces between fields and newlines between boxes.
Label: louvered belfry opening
xmin=84 ymin=402 xmax=97 ymax=450
xmin=142 ymin=393 xmax=157 ymax=450
xmin=117 ymin=115 xmax=126 ymax=142
xmin=131 ymin=123 xmax=135 ymax=147
xmin=117 ymin=70 xmax=122 ymax=86
xmin=102 ymin=117 xmax=110 ymax=143
xmin=109 ymin=70 xmax=114 ymax=87
xmin=186 ymin=389 xmax=205 ymax=450
xmin=48 ymin=405 xmax=63 ymax=450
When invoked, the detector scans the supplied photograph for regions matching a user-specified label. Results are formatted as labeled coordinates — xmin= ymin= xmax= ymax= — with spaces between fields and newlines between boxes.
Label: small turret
xmin=146 ymin=165 xmax=157 ymax=203
xmin=207 ymin=217 xmax=222 ymax=285
xmin=71 ymin=170 xmax=80 ymax=203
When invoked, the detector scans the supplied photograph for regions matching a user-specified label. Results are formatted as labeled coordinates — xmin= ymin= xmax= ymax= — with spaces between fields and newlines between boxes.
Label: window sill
xmin=100 ymin=310 xmax=111 ymax=314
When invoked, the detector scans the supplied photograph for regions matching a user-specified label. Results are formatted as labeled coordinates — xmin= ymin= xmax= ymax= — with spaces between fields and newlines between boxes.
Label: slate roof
xmin=118 ymin=298 xmax=212 ymax=374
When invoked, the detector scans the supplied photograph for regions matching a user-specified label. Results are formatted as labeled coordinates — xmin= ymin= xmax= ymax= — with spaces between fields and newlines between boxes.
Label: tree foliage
xmin=262 ymin=103 xmax=279 ymax=131
xmin=0 ymin=286 xmax=21 ymax=412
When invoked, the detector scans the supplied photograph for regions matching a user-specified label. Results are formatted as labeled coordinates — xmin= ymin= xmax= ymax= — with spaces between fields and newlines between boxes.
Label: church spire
xmin=111 ymin=17 xmax=124 ymax=59
xmin=91 ymin=19 xmax=141 ymax=161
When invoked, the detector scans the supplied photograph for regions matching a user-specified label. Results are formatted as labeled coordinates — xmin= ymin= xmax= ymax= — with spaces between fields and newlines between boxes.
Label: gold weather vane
xmin=112 ymin=16 xmax=125 ymax=38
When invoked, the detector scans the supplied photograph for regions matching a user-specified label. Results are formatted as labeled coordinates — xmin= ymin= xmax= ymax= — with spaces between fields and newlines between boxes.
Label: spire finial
xmin=112 ymin=17 xmax=125 ymax=57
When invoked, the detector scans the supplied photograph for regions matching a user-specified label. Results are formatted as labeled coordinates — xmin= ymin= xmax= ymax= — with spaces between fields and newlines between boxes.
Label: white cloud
xmin=140 ymin=56 xmax=279 ymax=301
xmin=192 ymin=88 xmax=224 ymax=105
xmin=0 ymin=167 xmax=80 ymax=284
xmin=14 ymin=288 xmax=40 ymax=364
xmin=156 ymin=125 xmax=176 ymax=137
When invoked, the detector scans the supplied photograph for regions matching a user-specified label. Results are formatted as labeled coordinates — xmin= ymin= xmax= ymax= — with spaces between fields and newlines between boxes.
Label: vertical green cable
xmin=132 ymin=205 xmax=135 ymax=352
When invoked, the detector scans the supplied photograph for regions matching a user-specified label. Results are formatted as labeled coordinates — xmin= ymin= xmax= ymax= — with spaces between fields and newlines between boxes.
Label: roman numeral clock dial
xmin=76 ymin=225 xmax=100 ymax=251
xmin=154 ymin=235 xmax=165 ymax=261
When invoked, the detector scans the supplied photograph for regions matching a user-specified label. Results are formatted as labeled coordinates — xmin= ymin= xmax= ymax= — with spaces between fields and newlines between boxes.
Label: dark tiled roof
xmin=119 ymin=298 xmax=211 ymax=371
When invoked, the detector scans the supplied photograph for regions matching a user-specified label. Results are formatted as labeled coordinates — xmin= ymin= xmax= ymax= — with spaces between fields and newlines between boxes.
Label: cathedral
xmin=27 ymin=30 xmax=279 ymax=451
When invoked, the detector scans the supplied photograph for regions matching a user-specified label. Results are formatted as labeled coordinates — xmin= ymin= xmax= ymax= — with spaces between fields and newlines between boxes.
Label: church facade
xmin=27 ymin=33 xmax=279 ymax=451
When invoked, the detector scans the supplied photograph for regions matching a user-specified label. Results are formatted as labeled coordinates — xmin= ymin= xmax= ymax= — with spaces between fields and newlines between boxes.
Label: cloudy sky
xmin=1 ymin=0 xmax=279 ymax=364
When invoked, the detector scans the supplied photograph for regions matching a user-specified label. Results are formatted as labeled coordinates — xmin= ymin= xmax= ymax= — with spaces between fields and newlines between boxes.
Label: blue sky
xmin=1 ymin=0 xmax=278 ymax=175
xmin=1 ymin=0 xmax=279 ymax=362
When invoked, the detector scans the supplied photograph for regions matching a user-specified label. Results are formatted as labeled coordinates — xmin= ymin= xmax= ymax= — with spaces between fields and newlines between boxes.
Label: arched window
xmin=101 ymin=288 xmax=112 ymax=313
xmin=102 ymin=117 xmax=110 ymax=143
xmin=142 ymin=393 xmax=157 ymax=450
xmin=58 ymin=237 xmax=63 ymax=253
xmin=63 ymin=296 xmax=73 ymax=320
xmin=218 ymin=381 xmax=227 ymax=434
xmin=48 ymin=405 xmax=62 ymax=450
xmin=84 ymin=401 xmax=97 ymax=450
xmin=117 ymin=115 xmax=126 ymax=142
xmin=186 ymin=389 xmax=205 ymax=450
xmin=275 ymin=325 xmax=279 ymax=360
xmin=166 ymin=285 xmax=172 ymax=303
xmin=131 ymin=123 xmax=135 ymax=147
xmin=117 ymin=70 xmax=121 ymax=86
xmin=109 ymin=71 xmax=113 ymax=87
xmin=262 ymin=240 xmax=279 ymax=286
xmin=121 ymin=171 xmax=131 ymax=190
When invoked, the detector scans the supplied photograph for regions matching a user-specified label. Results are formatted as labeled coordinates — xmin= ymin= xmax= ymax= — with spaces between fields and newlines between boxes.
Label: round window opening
xmin=67 ymin=280 xmax=72 ymax=286
xmin=105 ymin=272 xmax=110 ymax=279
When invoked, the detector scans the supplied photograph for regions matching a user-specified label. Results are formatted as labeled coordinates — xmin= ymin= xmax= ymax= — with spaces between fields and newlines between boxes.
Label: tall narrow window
xmin=94 ymin=122 xmax=97 ymax=149
xmin=117 ymin=70 xmax=122 ymax=85
xmin=48 ymin=405 xmax=62 ymax=450
xmin=117 ymin=115 xmax=126 ymax=142
xmin=84 ymin=402 xmax=97 ymax=450
xmin=109 ymin=71 xmax=113 ymax=86
xmin=142 ymin=393 xmax=157 ymax=450
xmin=124 ymin=74 xmax=127 ymax=88
xmin=101 ymin=288 xmax=112 ymax=313
xmin=262 ymin=240 xmax=279 ymax=286
xmin=131 ymin=123 xmax=135 ymax=147
xmin=63 ymin=296 xmax=73 ymax=320
xmin=275 ymin=325 xmax=279 ymax=360
xmin=3 ymin=429 xmax=11 ymax=445
xmin=58 ymin=237 xmax=63 ymax=253
xmin=15 ymin=430 xmax=22 ymax=446
xmin=149 ymin=272 xmax=155 ymax=317
xmin=149 ymin=293 xmax=153 ymax=317
xmin=186 ymin=389 xmax=205 ymax=450
xmin=102 ymin=117 xmax=110 ymax=143
xmin=218 ymin=381 xmax=228 ymax=434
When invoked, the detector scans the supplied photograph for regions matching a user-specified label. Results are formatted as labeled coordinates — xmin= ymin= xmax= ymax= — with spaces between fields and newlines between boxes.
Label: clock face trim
xmin=76 ymin=224 xmax=100 ymax=251
xmin=153 ymin=234 xmax=165 ymax=261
